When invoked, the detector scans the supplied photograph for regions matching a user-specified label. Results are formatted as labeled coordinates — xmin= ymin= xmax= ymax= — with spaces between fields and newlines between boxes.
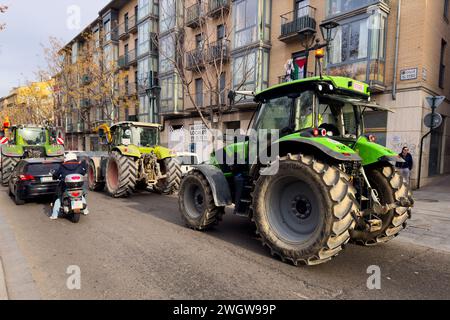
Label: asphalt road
xmin=0 ymin=186 xmax=449 ymax=300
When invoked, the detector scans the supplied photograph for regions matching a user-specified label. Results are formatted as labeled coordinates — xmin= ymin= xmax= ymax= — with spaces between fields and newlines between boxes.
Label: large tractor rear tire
xmin=155 ymin=158 xmax=182 ymax=195
xmin=1 ymin=156 xmax=20 ymax=186
xmin=351 ymin=166 xmax=411 ymax=246
xmin=105 ymin=151 xmax=138 ymax=198
xmin=252 ymin=154 xmax=358 ymax=266
xmin=88 ymin=160 xmax=105 ymax=192
xmin=179 ymin=171 xmax=225 ymax=230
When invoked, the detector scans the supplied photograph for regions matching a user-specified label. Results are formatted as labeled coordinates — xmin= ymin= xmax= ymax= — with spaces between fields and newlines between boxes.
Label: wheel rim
xmin=266 ymin=176 xmax=322 ymax=244
xmin=183 ymin=180 xmax=205 ymax=219
xmin=107 ymin=159 xmax=119 ymax=192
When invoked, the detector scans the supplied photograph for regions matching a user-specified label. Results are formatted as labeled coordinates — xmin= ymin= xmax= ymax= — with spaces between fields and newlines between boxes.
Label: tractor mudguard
xmin=191 ymin=165 xmax=233 ymax=207
xmin=274 ymin=136 xmax=362 ymax=162
xmin=151 ymin=145 xmax=175 ymax=160
xmin=354 ymin=136 xmax=403 ymax=166
xmin=45 ymin=144 xmax=64 ymax=157
xmin=1 ymin=144 xmax=24 ymax=157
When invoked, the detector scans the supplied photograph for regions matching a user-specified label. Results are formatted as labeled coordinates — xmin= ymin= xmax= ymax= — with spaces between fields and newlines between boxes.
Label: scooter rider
xmin=50 ymin=153 xmax=89 ymax=220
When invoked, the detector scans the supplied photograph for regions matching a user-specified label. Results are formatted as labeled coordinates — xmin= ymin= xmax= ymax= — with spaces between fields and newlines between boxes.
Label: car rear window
xmin=25 ymin=163 xmax=61 ymax=176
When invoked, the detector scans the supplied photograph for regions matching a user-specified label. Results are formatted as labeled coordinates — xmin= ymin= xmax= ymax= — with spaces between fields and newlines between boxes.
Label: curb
xmin=0 ymin=257 xmax=8 ymax=300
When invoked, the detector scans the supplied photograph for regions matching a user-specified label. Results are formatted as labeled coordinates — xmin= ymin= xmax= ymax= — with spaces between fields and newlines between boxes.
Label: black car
xmin=8 ymin=158 xmax=63 ymax=205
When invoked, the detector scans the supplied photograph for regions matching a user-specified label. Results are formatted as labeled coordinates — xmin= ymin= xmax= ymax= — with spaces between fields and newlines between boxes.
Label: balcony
xmin=186 ymin=40 xmax=230 ymax=71
xmin=104 ymin=29 xmax=119 ymax=43
xmin=278 ymin=72 xmax=315 ymax=84
xmin=65 ymin=123 xmax=73 ymax=133
xmin=186 ymin=3 xmax=206 ymax=28
xmin=74 ymin=122 xmax=85 ymax=133
xmin=118 ymin=49 xmax=137 ymax=69
xmin=208 ymin=39 xmax=230 ymax=63
xmin=208 ymin=0 xmax=230 ymax=18
xmin=279 ymin=6 xmax=317 ymax=43
xmin=118 ymin=16 xmax=138 ymax=40
xmin=186 ymin=90 xmax=228 ymax=111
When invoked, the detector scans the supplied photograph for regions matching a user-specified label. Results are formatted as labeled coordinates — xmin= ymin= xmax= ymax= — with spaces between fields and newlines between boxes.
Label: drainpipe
xmin=392 ymin=0 xmax=402 ymax=100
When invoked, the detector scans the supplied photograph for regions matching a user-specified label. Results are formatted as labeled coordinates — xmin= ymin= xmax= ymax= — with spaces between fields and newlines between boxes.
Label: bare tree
xmin=0 ymin=4 xmax=7 ymax=31
xmin=40 ymin=33 xmax=135 ymax=133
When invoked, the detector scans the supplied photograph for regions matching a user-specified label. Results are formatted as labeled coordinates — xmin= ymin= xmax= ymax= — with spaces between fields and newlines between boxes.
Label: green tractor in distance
xmin=1 ymin=125 xmax=64 ymax=186
xmin=88 ymin=122 xmax=182 ymax=198
xmin=178 ymin=76 xmax=414 ymax=266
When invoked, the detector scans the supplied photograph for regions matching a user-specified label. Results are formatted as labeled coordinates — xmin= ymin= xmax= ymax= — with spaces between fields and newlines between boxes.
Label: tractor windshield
xmin=17 ymin=128 xmax=47 ymax=145
xmin=254 ymin=90 xmax=361 ymax=139
xmin=130 ymin=126 xmax=159 ymax=147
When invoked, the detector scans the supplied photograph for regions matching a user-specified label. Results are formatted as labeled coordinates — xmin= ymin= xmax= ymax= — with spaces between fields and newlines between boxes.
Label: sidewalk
xmin=398 ymin=175 xmax=450 ymax=253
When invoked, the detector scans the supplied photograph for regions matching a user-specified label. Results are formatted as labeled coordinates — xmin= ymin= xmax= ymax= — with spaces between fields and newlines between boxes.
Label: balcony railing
xmin=186 ymin=40 xmax=231 ymax=71
xmin=208 ymin=39 xmax=230 ymax=63
xmin=104 ymin=29 xmax=119 ymax=43
xmin=75 ymin=122 xmax=85 ymax=133
xmin=208 ymin=0 xmax=230 ymax=18
xmin=186 ymin=2 xmax=206 ymax=28
xmin=65 ymin=123 xmax=73 ymax=133
xmin=186 ymin=48 xmax=205 ymax=71
xmin=186 ymin=90 xmax=228 ymax=110
xmin=280 ymin=6 xmax=317 ymax=43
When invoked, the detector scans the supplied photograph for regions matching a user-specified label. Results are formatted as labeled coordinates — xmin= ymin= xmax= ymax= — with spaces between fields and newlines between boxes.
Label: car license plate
xmin=41 ymin=176 xmax=53 ymax=183
xmin=72 ymin=200 xmax=83 ymax=210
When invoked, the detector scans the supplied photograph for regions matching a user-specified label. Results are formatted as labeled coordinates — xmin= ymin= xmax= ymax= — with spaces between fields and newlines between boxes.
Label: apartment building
xmin=60 ymin=0 xmax=160 ymax=151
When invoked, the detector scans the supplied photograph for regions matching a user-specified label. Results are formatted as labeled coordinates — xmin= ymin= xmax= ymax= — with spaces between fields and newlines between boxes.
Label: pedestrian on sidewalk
xmin=396 ymin=147 xmax=413 ymax=186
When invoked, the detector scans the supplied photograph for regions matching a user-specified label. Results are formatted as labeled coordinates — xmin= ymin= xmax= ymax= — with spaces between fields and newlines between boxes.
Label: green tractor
xmin=178 ymin=76 xmax=414 ymax=266
xmin=88 ymin=122 xmax=182 ymax=198
xmin=1 ymin=125 xmax=64 ymax=186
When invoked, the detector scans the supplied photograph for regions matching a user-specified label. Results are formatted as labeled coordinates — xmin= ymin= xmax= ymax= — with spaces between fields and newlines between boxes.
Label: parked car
xmin=8 ymin=158 xmax=63 ymax=205
xmin=176 ymin=152 xmax=200 ymax=176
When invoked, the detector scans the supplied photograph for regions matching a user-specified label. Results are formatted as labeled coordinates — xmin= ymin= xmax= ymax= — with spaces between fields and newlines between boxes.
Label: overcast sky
xmin=0 ymin=0 xmax=109 ymax=97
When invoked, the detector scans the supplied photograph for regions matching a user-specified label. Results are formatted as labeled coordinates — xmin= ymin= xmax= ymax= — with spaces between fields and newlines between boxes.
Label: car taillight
xmin=69 ymin=191 xmax=81 ymax=197
xmin=368 ymin=135 xmax=377 ymax=143
xmin=313 ymin=128 xmax=320 ymax=137
xmin=19 ymin=174 xmax=35 ymax=181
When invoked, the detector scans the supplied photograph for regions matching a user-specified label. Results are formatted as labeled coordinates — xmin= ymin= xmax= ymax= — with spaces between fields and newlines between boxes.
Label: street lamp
xmin=319 ymin=20 xmax=340 ymax=44
xmin=146 ymin=84 xmax=161 ymax=124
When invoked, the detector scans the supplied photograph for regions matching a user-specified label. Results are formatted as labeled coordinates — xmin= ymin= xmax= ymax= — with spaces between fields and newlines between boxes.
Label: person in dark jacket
xmin=50 ymin=153 xmax=88 ymax=220
xmin=396 ymin=147 xmax=413 ymax=185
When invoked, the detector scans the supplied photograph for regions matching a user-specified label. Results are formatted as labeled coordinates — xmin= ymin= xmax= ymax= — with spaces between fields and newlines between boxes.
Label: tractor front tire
xmin=179 ymin=171 xmax=225 ymax=230
xmin=252 ymin=154 xmax=358 ymax=266
xmin=155 ymin=158 xmax=182 ymax=195
xmin=2 ymin=156 xmax=20 ymax=186
xmin=351 ymin=166 xmax=412 ymax=246
xmin=105 ymin=151 xmax=138 ymax=198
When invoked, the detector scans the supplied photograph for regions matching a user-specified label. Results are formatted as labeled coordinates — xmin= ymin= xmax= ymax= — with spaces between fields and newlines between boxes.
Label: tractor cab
xmin=253 ymin=76 xmax=389 ymax=147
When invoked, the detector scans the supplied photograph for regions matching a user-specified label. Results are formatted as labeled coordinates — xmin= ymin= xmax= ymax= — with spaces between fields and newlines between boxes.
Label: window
xmin=217 ymin=24 xmax=225 ymax=40
xmin=195 ymin=78 xmax=203 ymax=107
xmin=234 ymin=0 xmax=258 ymax=48
xmin=327 ymin=10 xmax=387 ymax=85
xmin=71 ymin=42 xmax=78 ymax=64
xmin=138 ymin=0 xmax=149 ymax=20
xmin=138 ymin=20 xmax=151 ymax=56
xmin=124 ymin=13 xmax=129 ymax=31
xmin=364 ymin=110 xmax=387 ymax=146
xmin=233 ymin=49 xmax=269 ymax=92
xmin=160 ymin=0 xmax=176 ymax=33
xmin=220 ymin=73 xmax=226 ymax=104
xmin=104 ymin=19 xmax=111 ymax=42
xmin=195 ymin=34 xmax=204 ymax=49
xmin=439 ymin=39 xmax=447 ymax=89
xmin=159 ymin=34 xmax=175 ymax=73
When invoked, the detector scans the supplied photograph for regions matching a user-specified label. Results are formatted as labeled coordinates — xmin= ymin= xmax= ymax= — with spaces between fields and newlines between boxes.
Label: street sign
xmin=426 ymin=96 xmax=446 ymax=109
xmin=400 ymin=68 xmax=418 ymax=81
xmin=424 ymin=112 xmax=443 ymax=129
